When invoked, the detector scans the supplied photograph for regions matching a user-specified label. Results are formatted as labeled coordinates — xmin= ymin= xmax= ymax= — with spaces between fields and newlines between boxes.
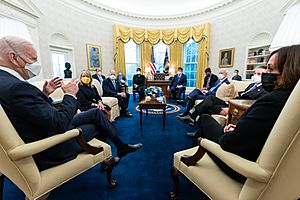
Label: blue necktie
xmin=113 ymin=80 xmax=116 ymax=90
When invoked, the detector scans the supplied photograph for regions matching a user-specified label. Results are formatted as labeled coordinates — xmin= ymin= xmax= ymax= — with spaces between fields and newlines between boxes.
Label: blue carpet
xmin=3 ymin=97 xmax=209 ymax=200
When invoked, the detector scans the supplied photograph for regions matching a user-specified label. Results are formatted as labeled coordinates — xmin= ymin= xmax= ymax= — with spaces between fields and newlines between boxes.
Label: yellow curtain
xmin=170 ymin=41 xmax=183 ymax=71
xmin=140 ymin=42 xmax=152 ymax=73
xmin=113 ymin=23 xmax=211 ymax=85
xmin=196 ymin=24 xmax=211 ymax=88
xmin=115 ymin=40 xmax=126 ymax=75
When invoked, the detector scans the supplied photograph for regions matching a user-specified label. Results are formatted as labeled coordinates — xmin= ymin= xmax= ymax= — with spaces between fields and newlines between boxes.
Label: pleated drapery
xmin=113 ymin=23 xmax=210 ymax=87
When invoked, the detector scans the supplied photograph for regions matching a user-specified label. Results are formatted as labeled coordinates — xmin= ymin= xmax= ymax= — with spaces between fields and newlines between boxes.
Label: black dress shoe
xmin=125 ymin=111 xmax=133 ymax=117
xmin=117 ymin=143 xmax=143 ymax=157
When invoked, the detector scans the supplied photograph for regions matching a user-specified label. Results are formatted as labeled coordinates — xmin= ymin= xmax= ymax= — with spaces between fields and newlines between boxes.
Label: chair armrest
xmin=200 ymin=139 xmax=272 ymax=183
xmin=8 ymin=129 xmax=80 ymax=161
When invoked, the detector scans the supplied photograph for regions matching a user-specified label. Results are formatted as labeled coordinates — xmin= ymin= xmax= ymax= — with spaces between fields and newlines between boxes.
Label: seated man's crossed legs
xmin=70 ymin=108 xmax=142 ymax=158
xmin=177 ymin=95 xmax=228 ymax=127
xmin=116 ymin=93 xmax=133 ymax=117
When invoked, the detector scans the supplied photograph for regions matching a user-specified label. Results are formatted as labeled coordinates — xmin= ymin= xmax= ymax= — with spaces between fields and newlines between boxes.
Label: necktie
xmin=206 ymin=75 xmax=211 ymax=88
xmin=113 ymin=80 xmax=117 ymax=90
xmin=98 ymin=75 xmax=103 ymax=84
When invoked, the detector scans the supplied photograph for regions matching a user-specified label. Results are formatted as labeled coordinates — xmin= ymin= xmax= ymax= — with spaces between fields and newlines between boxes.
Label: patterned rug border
xmin=135 ymin=104 xmax=181 ymax=115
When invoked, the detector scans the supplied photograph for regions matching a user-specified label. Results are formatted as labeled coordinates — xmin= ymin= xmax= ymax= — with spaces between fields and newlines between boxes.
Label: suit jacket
xmin=133 ymin=74 xmax=146 ymax=87
xmin=213 ymin=88 xmax=293 ymax=182
xmin=102 ymin=78 xmax=122 ymax=97
xmin=0 ymin=69 xmax=80 ymax=168
xmin=76 ymin=84 xmax=102 ymax=111
xmin=169 ymin=74 xmax=187 ymax=88
xmin=232 ymin=75 xmax=242 ymax=81
xmin=237 ymin=83 xmax=268 ymax=100
xmin=203 ymin=74 xmax=218 ymax=89
xmin=206 ymin=78 xmax=230 ymax=96
xmin=92 ymin=74 xmax=106 ymax=84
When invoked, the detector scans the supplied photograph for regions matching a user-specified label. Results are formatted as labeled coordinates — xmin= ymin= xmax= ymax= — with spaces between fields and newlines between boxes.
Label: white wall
xmin=1 ymin=0 xmax=291 ymax=80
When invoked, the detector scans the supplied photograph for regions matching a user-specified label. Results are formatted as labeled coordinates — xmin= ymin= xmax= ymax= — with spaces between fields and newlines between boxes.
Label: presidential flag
xmin=150 ymin=46 xmax=156 ymax=75
xmin=163 ymin=48 xmax=169 ymax=67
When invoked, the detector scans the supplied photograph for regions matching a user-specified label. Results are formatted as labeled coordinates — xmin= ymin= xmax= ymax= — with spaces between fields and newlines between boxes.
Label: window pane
xmin=125 ymin=40 xmax=140 ymax=87
xmin=183 ymin=39 xmax=198 ymax=87
xmin=153 ymin=41 xmax=169 ymax=72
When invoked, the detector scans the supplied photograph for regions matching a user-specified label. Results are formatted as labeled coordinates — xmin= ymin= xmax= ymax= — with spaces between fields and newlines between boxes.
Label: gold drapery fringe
xmin=113 ymin=23 xmax=210 ymax=86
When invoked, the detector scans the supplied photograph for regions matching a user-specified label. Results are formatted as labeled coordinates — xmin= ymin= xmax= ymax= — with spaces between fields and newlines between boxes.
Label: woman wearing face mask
xmin=132 ymin=68 xmax=146 ymax=100
xmin=188 ymin=45 xmax=300 ymax=183
xmin=77 ymin=70 xmax=112 ymax=120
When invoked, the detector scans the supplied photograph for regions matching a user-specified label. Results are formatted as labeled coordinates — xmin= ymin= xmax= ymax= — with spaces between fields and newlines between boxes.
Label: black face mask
xmin=262 ymin=73 xmax=278 ymax=91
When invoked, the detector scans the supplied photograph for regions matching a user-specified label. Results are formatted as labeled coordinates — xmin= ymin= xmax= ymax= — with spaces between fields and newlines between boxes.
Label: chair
xmin=171 ymin=80 xmax=300 ymax=200
xmin=132 ymin=87 xmax=138 ymax=101
xmin=0 ymin=105 xmax=116 ymax=200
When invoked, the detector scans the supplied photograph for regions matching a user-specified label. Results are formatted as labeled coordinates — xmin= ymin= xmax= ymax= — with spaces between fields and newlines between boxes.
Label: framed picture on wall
xmin=86 ymin=44 xmax=102 ymax=70
xmin=219 ymin=48 xmax=234 ymax=67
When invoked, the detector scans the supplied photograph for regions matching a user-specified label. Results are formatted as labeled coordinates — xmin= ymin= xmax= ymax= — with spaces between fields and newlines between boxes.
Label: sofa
xmin=30 ymin=79 xmax=120 ymax=121
xmin=193 ymin=80 xmax=253 ymax=126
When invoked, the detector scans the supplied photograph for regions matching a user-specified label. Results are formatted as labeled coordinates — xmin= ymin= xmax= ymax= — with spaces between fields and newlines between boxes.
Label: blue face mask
xmin=261 ymin=73 xmax=277 ymax=91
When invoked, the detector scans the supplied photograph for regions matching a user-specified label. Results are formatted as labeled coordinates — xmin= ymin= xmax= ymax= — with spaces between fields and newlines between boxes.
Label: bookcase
xmin=245 ymin=44 xmax=270 ymax=79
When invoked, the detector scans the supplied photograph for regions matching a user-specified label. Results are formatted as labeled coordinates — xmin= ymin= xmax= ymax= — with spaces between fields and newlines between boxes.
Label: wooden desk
xmin=138 ymin=97 xmax=167 ymax=131
xmin=146 ymin=80 xmax=170 ymax=99
xmin=228 ymin=99 xmax=255 ymax=125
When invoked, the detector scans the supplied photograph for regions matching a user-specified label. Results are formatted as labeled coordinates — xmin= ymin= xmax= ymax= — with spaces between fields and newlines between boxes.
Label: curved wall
xmin=0 ymin=0 xmax=291 ymax=79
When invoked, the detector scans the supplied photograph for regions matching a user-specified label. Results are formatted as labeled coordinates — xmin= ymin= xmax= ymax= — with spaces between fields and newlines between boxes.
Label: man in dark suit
xmin=177 ymin=68 xmax=230 ymax=118
xmin=102 ymin=69 xmax=132 ymax=117
xmin=0 ymin=36 xmax=141 ymax=170
xmin=232 ymin=69 xmax=242 ymax=81
xmin=168 ymin=67 xmax=187 ymax=100
xmin=178 ymin=67 xmax=268 ymax=126
xmin=92 ymin=68 xmax=106 ymax=85
xmin=203 ymin=68 xmax=218 ymax=90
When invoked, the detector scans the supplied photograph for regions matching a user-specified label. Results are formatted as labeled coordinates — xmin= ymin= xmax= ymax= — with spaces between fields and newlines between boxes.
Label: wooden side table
xmin=138 ymin=97 xmax=167 ymax=130
xmin=227 ymin=99 xmax=255 ymax=125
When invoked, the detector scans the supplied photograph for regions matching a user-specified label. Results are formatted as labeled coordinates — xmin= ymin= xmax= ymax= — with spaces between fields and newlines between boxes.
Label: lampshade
xmin=169 ymin=67 xmax=175 ymax=73
xmin=0 ymin=18 xmax=33 ymax=42
xmin=270 ymin=4 xmax=300 ymax=52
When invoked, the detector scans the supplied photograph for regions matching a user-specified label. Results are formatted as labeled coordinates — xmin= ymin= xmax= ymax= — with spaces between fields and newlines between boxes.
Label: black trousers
xmin=190 ymin=95 xmax=227 ymax=120
xmin=35 ymin=108 xmax=126 ymax=170
xmin=193 ymin=114 xmax=246 ymax=183
xmin=136 ymin=85 xmax=146 ymax=99
xmin=116 ymin=93 xmax=130 ymax=112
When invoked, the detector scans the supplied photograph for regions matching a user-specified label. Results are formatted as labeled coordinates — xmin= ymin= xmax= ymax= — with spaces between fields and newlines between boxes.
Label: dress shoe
xmin=125 ymin=111 xmax=133 ymax=117
xmin=177 ymin=115 xmax=194 ymax=125
xmin=117 ymin=143 xmax=143 ymax=157
xmin=186 ymin=131 xmax=197 ymax=137
xmin=176 ymin=100 xmax=186 ymax=107
xmin=177 ymin=113 xmax=187 ymax=117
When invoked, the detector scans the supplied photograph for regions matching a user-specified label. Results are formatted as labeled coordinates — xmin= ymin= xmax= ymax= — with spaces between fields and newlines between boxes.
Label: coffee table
xmin=138 ymin=96 xmax=167 ymax=131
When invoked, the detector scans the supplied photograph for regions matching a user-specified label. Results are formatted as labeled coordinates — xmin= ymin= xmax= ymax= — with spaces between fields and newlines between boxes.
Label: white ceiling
xmin=90 ymin=0 xmax=232 ymax=17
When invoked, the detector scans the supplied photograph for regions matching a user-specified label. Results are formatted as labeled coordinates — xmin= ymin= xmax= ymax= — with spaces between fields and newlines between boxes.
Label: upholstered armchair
xmin=171 ymin=80 xmax=300 ymax=200
xmin=0 ymin=105 xmax=116 ymax=200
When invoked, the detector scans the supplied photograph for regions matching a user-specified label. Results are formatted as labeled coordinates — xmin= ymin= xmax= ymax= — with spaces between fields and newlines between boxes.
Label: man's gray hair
xmin=0 ymin=36 xmax=32 ymax=60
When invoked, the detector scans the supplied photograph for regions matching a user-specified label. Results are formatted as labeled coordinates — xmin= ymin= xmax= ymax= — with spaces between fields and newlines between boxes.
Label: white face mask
xmin=218 ymin=73 xmax=225 ymax=80
xmin=252 ymin=74 xmax=261 ymax=83
xmin=97 ymin=72 xmax=101 ymax=75
xmin=25 ymin=61 xmax=41 ymax=79
xmin=177 ymin=71 xmax=182 ymax=75
xmin=137 ymin=71 xmax=141 ymax=74
xmin=110 ymin=75 xmax=116 ymax=80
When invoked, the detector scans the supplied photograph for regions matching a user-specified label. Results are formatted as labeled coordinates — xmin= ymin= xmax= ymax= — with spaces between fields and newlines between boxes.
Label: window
xmin=183 ymin=40 xmax=198 ymax=87
xmin=50 ymin=47 xmax=73 ymax=78
xmin=125 ymin=40 xmax=140 ymax=87
xmin=153 ymin=41 xmax=169 ymax=72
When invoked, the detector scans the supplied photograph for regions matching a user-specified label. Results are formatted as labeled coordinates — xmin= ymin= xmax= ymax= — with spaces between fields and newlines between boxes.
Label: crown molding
xmin=2 ymin=0 xmax=40 ymax=18
xmin=79 ymin=0 xmax=237 ymax=20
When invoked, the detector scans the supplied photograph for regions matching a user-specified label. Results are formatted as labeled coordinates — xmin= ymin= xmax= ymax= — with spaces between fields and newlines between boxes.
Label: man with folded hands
xmin=0 ymin=36 xmax=142 ymax=170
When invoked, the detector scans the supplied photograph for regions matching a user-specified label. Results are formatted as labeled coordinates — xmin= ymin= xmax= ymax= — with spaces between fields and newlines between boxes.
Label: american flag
xmin=150 ymin=46 xmax=156 ymax=75
xmin=163 ymin=48 xmax=169 ymax=67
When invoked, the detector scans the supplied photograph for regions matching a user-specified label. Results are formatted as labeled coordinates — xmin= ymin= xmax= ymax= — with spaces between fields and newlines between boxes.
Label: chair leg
xmin=0 ymin=174 xmax=4 ymax=200
xmin=170 ymin=166 xmax=181 ymax=200
xmin=102 ymin=156 xmax=117 ymax=188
